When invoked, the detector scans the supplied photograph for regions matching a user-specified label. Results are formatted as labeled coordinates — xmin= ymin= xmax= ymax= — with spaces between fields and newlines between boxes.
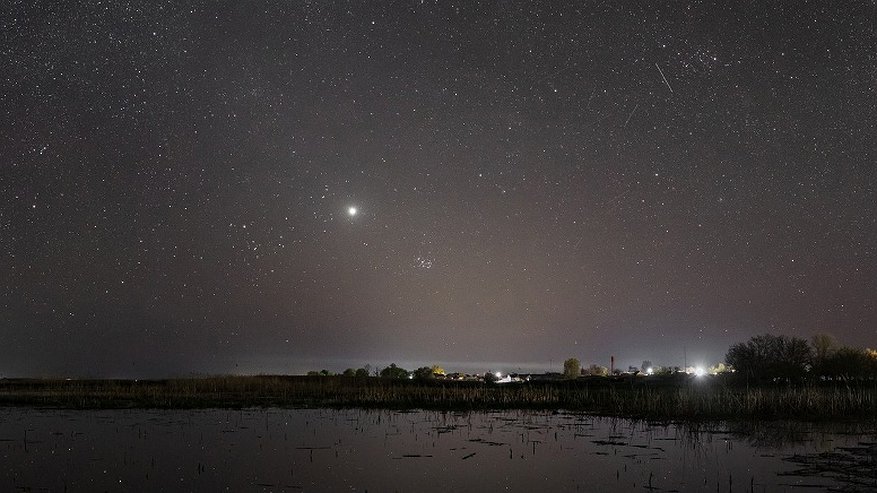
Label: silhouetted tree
xmin=379 ymin=363 xmax=410 ymax=379
xmin=354 ymin=368 xmax=369 ymax=378
xmin=811 ymin=333 xmax=837 ymax=361
xmin=810 ymin=333 xmax=838 ymax=376
xmin=412 ymin=366 xmax=436 ymax=380
xmin=563 ymin=358 xmax=581 ymax=379
xmin=819 ymin=347 xmax=877 ymax=380
xmin=342 ymin=368 xmax=356 ymax=377
xmin=726 ymin=334 xmax=812 ymax=381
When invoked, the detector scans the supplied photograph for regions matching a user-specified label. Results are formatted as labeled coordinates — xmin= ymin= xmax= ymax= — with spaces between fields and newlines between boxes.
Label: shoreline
xmin=2 ymin=375 xmax=876 ymax=422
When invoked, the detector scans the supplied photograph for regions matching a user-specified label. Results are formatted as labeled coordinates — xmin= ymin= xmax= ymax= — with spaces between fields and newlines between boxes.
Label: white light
xmin=495 ymin=371 xmax=502 ymax=379
xmin=695 ymin=367 xmax=705 ymax=377
xmin=646 ymin=367 xmax=654 ymax=375
xmin=348 ymin=206 xmax=358 ymax=216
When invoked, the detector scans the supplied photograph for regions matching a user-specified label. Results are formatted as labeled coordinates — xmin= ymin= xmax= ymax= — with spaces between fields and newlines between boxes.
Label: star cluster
xmin=2 ymin=1 xmax=875 ymax=376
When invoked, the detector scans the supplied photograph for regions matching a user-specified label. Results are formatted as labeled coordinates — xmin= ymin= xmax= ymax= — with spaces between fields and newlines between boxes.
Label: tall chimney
xmin=610 ymin=355 xmax=615 ymax=374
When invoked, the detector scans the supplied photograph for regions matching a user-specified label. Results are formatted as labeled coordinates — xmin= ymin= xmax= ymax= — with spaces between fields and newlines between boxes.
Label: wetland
xmin=3 ymin=376 xmax=876 ymax=491
xmin=2 ymin=407 xmax=876 ymax=492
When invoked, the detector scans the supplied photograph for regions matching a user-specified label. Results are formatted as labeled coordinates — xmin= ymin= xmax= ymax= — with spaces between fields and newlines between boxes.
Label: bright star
xmin=348 ymin=206 xmax=358 ymax=216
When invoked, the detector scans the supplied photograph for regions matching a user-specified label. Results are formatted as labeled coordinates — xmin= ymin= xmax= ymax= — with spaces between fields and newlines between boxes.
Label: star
xmin=3 ymin=1 xmax=873 ymax=380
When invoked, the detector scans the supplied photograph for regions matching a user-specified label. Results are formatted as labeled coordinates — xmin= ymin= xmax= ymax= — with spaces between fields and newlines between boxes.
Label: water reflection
xmin=0 ymin=408 xmax=873 ymax=491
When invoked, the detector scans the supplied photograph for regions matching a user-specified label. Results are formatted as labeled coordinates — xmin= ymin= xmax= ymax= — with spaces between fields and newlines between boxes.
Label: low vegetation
xmin=1 ymin=374 xmax=876 ymax=421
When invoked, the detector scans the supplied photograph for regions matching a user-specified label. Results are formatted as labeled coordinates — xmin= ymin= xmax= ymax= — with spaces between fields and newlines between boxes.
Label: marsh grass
xmin=1 ymin=376 xmax=876 ymax=420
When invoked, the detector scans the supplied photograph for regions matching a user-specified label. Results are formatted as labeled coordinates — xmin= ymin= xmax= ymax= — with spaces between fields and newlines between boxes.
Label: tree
xmin=563 ymin=358 xmax=581 ymax=379
xmin=354 ymin=368 xmax=369 ymax=378
xmin=726 ymin=334 xmax=812 ymax=381
xmin=412 ymin=366 xmax=436 ymax=380
xmin=342 ymin=368 xmax=356 ymax=377
xmin=379 ymin=363 xmax=410 ymax=379
xmin=431 ymin=365 xmax=446 ymax=376
xmin=811 ymin=333 xmax=838 ymax=375
xmin=819 ymin=346 xmax=877 ymax=380
xmin=586 ymin=364 xmax=608 ymax=377
xmin=811 ymin=333 xmax=837 ymax=361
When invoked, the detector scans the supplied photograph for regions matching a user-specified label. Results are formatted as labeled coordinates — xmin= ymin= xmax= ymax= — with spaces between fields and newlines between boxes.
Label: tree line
xmin=726 ymin=333 xmax=877 ymax=381
xmin=307 ymin=364 xmax=447 ymax=380
xmin=306 ymin=333 xmax=876 ymax=383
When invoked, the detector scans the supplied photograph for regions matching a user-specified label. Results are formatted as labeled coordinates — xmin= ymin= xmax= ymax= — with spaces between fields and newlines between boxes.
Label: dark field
xmin=2 ymin=375 xmax=877 ymax=421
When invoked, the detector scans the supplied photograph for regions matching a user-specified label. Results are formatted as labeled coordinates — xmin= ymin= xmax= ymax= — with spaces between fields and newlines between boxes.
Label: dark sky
xmin=3 ymin=1 xmax=875 ymax=377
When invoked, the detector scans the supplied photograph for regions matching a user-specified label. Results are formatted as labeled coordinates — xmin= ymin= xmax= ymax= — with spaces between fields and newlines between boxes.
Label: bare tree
xmin=811 ymin=333 xmax=837 ymax=361
xmin=726 ymin=334 xmax=812 ymax=381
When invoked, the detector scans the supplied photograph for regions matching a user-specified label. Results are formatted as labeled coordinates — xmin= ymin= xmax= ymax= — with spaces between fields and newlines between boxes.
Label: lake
xmin=1 ymin=408 xmax=874 ymax=491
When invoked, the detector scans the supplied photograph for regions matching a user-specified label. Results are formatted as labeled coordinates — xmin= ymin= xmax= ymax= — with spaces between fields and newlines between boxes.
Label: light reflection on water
xmin=0 ymin=408 xmax=873 ymax=491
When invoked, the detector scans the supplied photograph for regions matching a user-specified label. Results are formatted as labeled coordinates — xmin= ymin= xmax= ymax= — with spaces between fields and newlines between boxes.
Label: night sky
xmin=3 ymin=1 xmax=875 ymax=378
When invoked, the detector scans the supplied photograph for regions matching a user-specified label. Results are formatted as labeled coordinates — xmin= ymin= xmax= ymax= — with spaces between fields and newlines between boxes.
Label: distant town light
xmin=646 ymin=367 xmax=654 ymax=375
xmin=695 ymin=367 xmax=705 ymax=377
xmin=495 ymin=371 xmax=502 ymax=379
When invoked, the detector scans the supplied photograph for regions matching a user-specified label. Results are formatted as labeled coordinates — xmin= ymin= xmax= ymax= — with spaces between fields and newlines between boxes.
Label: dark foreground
xmin=5 ymin=407 xmax=876 ymax=492
xmin=1 ymin=375 xmax=876 ymax=421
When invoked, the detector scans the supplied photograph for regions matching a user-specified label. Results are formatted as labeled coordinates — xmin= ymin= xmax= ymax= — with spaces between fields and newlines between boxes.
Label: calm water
xmin=1 ymin=407 xmax=874 ymax=492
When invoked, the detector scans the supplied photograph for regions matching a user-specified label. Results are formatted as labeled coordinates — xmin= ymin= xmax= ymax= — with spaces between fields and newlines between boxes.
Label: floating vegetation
xmin=782 ymin=442 xmax=877 ymax=490
xmin=592 ymin=439 xmax=628 ymax=446
xmin=0 ymin=407 xmax=869 ymax=491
